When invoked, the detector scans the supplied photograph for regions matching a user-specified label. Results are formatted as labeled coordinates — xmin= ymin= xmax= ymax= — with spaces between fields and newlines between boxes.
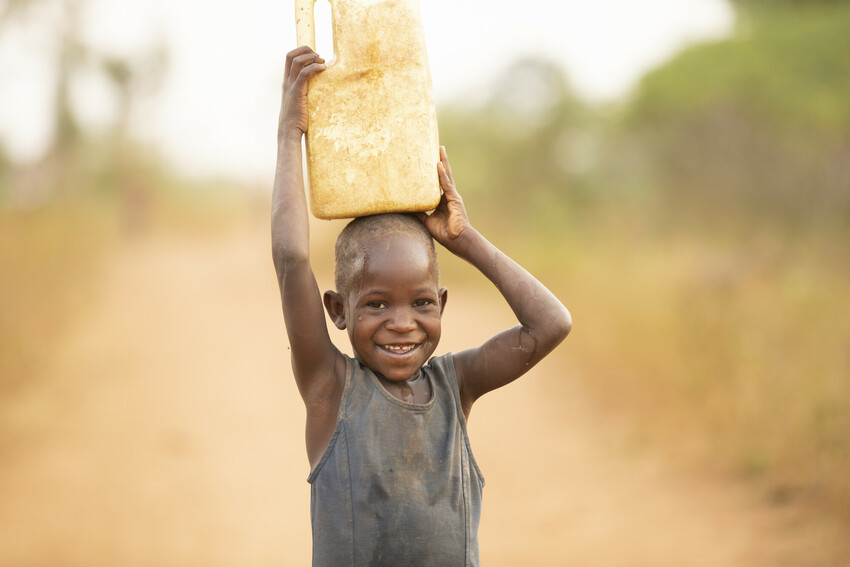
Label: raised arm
xmin=422 ymin=147 xmax=572 ymax=416
xmin=272 ymin=47 xmax=343 ymax=415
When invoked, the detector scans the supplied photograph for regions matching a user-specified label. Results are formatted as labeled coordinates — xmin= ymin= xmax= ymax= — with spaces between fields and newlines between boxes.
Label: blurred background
xmin=1 ymin=0 xmax=848 ymax=565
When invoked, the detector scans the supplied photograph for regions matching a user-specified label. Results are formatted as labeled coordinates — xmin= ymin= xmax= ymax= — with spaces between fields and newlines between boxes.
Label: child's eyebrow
xmin=360 ymin=287 xmax=389 ymax=295
xmin=360 ymin=287 xmax=437 ymax=297
xmin=357 ymin=289 xmax=391 ymax=299
xmin=412 ymin=287 xmax=438 ymax=295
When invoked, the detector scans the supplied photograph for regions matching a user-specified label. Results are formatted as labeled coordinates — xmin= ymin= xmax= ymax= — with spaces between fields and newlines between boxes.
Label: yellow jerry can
xmin=295 ymin=0 xmax=441 ymax=219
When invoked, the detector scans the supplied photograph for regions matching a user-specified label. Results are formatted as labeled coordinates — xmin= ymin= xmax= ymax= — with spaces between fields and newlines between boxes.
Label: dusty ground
xmin=0 ymin=222 xmax=842 ymax=566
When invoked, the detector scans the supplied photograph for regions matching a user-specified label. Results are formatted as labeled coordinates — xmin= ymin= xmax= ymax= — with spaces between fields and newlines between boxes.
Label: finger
xmin=290 ymin=53 xmax=325 ymax=84
xmin=288 ymin=52 xmax=325 ymax=85
xmin=440 ymin=146 xmax=454 ymax=181
xmin=437 ymin=162 xmax=457 ymax=196
xmin=285 ymin=46 xmax=316 ymax=80
xmin=295 ymin=60 xmax=326 ymax=88
xmin=437 ymin=161 xmax=448 ymax=188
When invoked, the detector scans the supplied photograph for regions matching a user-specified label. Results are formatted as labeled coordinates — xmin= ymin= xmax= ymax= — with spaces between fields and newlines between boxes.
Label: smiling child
xmin=272 ymin=46 xmax=571 ymax=567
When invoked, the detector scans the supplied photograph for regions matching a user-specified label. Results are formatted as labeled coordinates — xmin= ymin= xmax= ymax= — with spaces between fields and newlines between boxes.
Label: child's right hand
xmin=278 ymin=46 xmax=326 ymax=139
xmin=421 ymin=147 xmax=473 ymax=252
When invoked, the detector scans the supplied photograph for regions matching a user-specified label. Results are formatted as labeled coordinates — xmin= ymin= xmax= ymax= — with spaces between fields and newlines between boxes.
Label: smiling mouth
xmin=381 ymin=344 xmax=420 ymax=355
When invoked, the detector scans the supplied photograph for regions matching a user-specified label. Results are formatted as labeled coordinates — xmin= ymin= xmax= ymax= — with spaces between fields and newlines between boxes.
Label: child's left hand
xmin=421 ymin=146 xmax=472 ymax=250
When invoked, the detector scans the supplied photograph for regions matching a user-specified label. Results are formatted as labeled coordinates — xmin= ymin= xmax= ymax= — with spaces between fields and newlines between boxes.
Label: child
xmin=272 ymin=46 xmax=572 ymax=566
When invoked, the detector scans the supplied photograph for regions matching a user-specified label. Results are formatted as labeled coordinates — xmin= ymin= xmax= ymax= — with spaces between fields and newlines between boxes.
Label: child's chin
xmin=377 ymin=365 xmax=419 ymax=382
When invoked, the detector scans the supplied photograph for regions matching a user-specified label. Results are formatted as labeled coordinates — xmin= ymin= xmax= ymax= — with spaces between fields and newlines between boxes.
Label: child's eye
xmin=366 ymin=301 xmax=388 ymax=309
xmin=413 ymin=299 xmax=434 ymax=308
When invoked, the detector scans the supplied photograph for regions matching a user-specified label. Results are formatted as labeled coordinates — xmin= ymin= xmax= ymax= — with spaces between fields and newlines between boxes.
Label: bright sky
xmin=0 ymin=0 xmax=733 ymax=182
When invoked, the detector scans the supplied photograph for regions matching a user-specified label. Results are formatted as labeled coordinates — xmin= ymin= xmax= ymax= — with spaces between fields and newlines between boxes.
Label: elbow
xmin=542 ymin=303 xmax=571 ymax=350
xmin=553 ymin=304 xmax=572 ymax=344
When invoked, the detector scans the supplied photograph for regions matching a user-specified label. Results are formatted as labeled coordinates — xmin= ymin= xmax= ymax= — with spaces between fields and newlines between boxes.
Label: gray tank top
xmin=308 ymin=353 xmax=484 ymax=566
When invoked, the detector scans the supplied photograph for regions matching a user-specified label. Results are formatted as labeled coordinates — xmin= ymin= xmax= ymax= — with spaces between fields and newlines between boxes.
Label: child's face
xmin=342 ymin=234 xmax=446 ymax=382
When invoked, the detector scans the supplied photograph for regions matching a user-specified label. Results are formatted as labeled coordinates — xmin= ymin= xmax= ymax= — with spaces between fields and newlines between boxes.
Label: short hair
xmin=334 ymin=213 xmax=438 ymax=297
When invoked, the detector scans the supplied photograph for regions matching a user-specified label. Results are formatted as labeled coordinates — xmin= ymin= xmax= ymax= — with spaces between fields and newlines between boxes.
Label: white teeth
xmin=383 ymin=344 xmax=416 ymax=354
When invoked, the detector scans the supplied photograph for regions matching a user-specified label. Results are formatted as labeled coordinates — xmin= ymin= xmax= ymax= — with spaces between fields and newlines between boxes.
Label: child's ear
xmin=438 ymin=287 xmax=448 ymax=315
xmin=323 ymin=290 xmax=347 ymax=330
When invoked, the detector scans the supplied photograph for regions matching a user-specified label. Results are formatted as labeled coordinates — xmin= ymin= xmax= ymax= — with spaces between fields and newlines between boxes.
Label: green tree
xmin=626 ymin=2 xmax=850 ymax=228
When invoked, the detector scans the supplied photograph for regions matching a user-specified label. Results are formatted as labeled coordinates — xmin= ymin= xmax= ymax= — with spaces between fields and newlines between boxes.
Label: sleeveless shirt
xmin=308 ymin=353 xmax=485 ymax=567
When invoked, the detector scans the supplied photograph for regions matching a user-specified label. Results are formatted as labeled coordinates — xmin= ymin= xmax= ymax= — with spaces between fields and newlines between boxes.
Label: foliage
xmin=626 ymin=3 xmax=850 ymax=226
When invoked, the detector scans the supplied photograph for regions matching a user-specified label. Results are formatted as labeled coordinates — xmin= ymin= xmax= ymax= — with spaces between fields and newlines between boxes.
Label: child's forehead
xmin=369 ymin=231 xmax=430 ymax=253
xmin=347 ymin=233 xmax=437 ymax=286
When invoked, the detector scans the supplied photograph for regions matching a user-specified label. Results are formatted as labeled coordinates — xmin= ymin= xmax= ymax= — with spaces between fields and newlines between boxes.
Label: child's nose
xmin=386 ymin=307 xmax=417 ymax=332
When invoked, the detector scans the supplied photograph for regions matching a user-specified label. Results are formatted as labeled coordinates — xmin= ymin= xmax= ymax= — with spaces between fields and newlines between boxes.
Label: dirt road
xmin=0 ymin=222 xmax=835 ymax=566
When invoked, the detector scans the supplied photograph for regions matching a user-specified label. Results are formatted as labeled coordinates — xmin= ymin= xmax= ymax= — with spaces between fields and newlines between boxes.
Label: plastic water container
xmin=295 ymin=0 xmax=441 ymax=219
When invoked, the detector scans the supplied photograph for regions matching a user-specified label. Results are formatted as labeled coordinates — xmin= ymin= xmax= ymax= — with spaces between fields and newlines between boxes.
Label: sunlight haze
xmin=0 ymin=0 xmax=733 ymax=180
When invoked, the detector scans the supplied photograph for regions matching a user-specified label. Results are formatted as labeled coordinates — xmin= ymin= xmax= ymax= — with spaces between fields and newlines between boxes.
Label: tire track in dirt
xmin=0 ymin=222 xmax=830 ymax=566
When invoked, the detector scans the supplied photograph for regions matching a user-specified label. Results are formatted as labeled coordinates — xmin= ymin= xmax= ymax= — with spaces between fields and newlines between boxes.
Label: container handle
xmin=295 ymin=0 xmax=318 ymax=50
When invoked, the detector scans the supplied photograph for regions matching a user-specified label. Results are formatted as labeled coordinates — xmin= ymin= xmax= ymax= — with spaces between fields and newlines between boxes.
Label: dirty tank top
xmin=308 ymin=353 xmax=484 ymax=566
